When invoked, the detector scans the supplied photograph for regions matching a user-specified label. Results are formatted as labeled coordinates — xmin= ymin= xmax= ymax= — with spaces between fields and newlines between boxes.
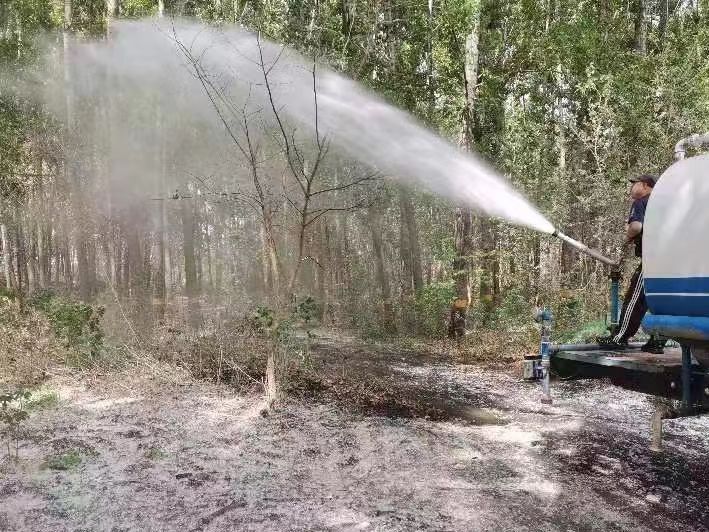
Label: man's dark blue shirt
xmin=628 ymin=196 xmax=648 ymax=257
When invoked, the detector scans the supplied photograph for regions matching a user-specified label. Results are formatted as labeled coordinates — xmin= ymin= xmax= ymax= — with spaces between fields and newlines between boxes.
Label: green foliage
xmin=431 ymin=236 xmax=456 ymax=265
xmin=29 ymin=290 xmax=104 ymax=362
xmin=0 ymin=287 xmax=17 ymax=302
xmin=45 ymin=450 xmax=84 ymax=471
xmin=0 ymin=98 xmax=32 ymax=200
xmin=0 ymin=291 xmax=19 ymax=327
xmin=144 ymin=447 xmax=168 ymax=461
xmin=121 ymin=0 xmax=158 ymax=18
xmin=25 ymin=389 xmax=59 ymax=410
xmin=295 ymin=295 xmax=319 ymax=324
xmin=551 ymin=292 xmax=589 ymax=340
xmin=414 ymin=281 xmax=455 ymax=336
xmin=490 ymin=288 xmax=534 ymax=330
xmin=67 ymin=0 xmax=107 ymax=35
xmin=0 ymin=0 xmax=56 ymax=66
xmin=558 ymin=319 xmax=608 ymax=345
xmin=3 ymin=0 xmax=709 ymax=352
xmin=273 ymin=316 xmax=295 ymax=342
xmin=251 ymin=306 xmax=275 ymax=331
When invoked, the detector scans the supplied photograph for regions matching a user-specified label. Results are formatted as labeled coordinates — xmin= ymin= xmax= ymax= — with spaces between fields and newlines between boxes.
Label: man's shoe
xmin=596 ymin=336 xmax=628 ymax=350
xmin=641 ymin=338 xmax=666 ymax=354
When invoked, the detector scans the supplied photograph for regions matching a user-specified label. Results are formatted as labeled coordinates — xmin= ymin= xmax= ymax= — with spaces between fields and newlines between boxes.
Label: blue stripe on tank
xmin=645 ymin=277 xmax=709 ymax=294
xmin=646 ymin=294 xmax=709 ymax=318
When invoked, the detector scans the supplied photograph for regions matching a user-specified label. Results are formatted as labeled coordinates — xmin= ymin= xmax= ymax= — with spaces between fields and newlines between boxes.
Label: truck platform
xmin=552 ymin=347 xmax=708 ymax=402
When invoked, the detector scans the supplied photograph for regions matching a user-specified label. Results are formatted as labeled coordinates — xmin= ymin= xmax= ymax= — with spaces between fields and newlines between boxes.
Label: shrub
xmin=414 ymin=280 xmax=455 ymax=337
xmin=29 ymin=290 xmax=105 ymax=363
xmin=491 ymin=288 xmax=535 ymax=330
xmin=45 ymin=450 xmax=84 ymax=471
xmin=1 ymin=390 xmax=31 ymax=460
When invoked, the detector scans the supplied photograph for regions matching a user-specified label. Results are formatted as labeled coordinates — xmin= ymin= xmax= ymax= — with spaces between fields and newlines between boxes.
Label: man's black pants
xmin=613 ymin=264 xmax=647 ymax=343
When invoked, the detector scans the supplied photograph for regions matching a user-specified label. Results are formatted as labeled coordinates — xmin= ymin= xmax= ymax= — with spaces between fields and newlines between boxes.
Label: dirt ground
xmin=2 ymin=336 xmax=709 ymax=531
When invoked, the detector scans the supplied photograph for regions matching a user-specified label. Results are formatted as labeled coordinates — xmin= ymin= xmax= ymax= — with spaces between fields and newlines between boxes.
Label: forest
xmin=2 ymin=1 xmax=709 ymax=531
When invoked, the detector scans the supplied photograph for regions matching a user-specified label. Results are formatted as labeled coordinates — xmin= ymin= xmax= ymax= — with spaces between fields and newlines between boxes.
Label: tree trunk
xmin=449 ymin=2 xmax=481 ymax=336
xmin=426 ymin=0 xmax=435 ymax=120
xmin=195 ymin=220 xmax=203 ymax=291
xmin=106 ymin=0 xmax=119 ymax=18
xmin=35 ymin=158 xmax=49 ymax=288
xmin=75 ymin=229 xmax=91 ymax=300
xmin=260 ymin=223 xmax=271 ymax=296
xmin=27 ymin=223 xmax=38 ymax=293
xmin=64 ymin=0 xmax=91 ymax=300
xmin=658 ymin=0 xmax=668 ymax=44
xmin=114 ymin=235 xmax=124 ymax=295
xmin=398 ymin=188 xmax=423 ymax=294
xmin=1 ymin=222 xmax=15 ymax=290
xmin=157 ymin=218 xmax=167 ymax=316
xmin=368 ymin=207 xmax=395 ymax=333
xmin=101 ymin=233 xmax=112 ymax=289
xmin=60 ymin=231 xmax=71 ymax=288
xmin=214 ymin=227 xmax=223 ymax=294
xmin=37 ymin=219 xmax=48 ymax=287
xmin=319 ymin=220 xmax=331 ymax=324
xmin=450 ymin=207 xmax=473 ymax=337
xmin=204 ymin=222 xmax=213 ymax=293
xmin=181 ymin=201 xmax=198 ymax=298
xmin=531 ymin=235 xmax=541 ymax=301
xmin=121 ymin=237 xmax=130 ymax=296
xmin=398 ymin=191 xmax=414 ymax=298
xmin=142 ymin=233 xmax=152 ymax=293
xmin=13 ymin=210 xmax=26 ymax=295
xmin=262 ymin=209 xmax=281 ymax=300
xmin=633 ymin=0 xmax=647 ymax=54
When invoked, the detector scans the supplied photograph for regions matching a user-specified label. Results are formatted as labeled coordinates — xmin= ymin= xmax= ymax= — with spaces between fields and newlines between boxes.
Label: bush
xmin=1 ymin=390 xmax=30 ymax=459
xmin=0 ymin=287 xmax=16 ymax=301
xmin=120 ymin=0 xmax=157 ymax=17
xmin=560 ymin=319 xmax=606 ymax=344
xmin=29 ymin=290 xmax=104 ymax=363
xmin=491 ymin=288 xmax=535 ymax=330
xmin=414 ymin=281 xmax=455 ymax=337
xmin=0 ymin=296 xmax=65 ymax=385
xmin=295 ymin=295 xmax=320 ymax=325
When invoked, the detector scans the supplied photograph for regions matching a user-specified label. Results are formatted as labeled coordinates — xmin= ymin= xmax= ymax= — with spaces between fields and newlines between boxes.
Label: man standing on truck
xmin=598 ymin=174 xmax=666 ymax=354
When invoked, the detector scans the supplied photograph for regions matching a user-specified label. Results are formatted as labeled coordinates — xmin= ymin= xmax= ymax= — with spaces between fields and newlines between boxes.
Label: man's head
xmin=629 ymin=174 xmax=656 ymax=200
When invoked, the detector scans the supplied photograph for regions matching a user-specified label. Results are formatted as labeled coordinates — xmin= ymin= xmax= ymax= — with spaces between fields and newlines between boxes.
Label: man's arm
xmin=625 ymin=221 xmax=643 ymax=245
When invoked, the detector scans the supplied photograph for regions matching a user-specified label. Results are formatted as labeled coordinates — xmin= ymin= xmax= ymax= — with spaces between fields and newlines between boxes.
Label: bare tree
xmin=173 ymin=31 xmax=377 ymax=303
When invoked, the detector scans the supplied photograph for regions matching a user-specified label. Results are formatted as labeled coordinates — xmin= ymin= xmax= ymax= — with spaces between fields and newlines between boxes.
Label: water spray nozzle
xmin=552 ymin=229 xmax=617 ymax=267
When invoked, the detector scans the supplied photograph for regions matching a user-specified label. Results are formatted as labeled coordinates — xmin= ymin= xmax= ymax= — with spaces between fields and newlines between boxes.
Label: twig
xmin=190 ymin=500 xmax=243 ymax=532
xmin=222 ymin=358 xmax=267 ymax=392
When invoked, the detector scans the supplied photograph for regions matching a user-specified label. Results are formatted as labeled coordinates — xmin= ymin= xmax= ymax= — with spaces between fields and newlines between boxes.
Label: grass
xmin=25 ymin=389 xmax=60 ymax=411
xmin=144 ymin=447 xmax=168 ymax=461
xmin=45 ymin=450 xmax=84 ymax=471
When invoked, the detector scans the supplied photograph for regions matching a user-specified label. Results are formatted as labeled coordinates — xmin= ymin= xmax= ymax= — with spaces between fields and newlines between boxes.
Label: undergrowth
xmin=29 ymin=290 xmax=105 ymax=364
xmin=153 ymin=297 xmax=322 ymax=399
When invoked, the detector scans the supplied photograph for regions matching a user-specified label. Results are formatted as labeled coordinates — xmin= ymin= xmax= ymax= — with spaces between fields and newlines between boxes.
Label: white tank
xmin=643 ymin=153 xmax=709 ymax=318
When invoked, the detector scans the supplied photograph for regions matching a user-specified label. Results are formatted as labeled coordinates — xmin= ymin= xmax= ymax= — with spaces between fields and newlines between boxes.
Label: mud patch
xmin=288 ymin=342 xmax=508 ymax=425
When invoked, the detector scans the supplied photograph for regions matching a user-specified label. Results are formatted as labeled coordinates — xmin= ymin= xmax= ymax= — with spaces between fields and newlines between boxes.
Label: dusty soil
xmin=2 ymin=336 xmax=709 ymax=531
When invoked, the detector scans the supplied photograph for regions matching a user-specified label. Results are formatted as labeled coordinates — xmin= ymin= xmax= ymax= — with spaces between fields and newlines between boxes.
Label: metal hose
xmin=552 ymin=230 xmax=617 ymax=267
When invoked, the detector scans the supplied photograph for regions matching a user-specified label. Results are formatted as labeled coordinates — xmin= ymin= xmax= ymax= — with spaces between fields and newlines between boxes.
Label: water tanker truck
xmin=527 ymin=133 xmax=709 ymax=450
